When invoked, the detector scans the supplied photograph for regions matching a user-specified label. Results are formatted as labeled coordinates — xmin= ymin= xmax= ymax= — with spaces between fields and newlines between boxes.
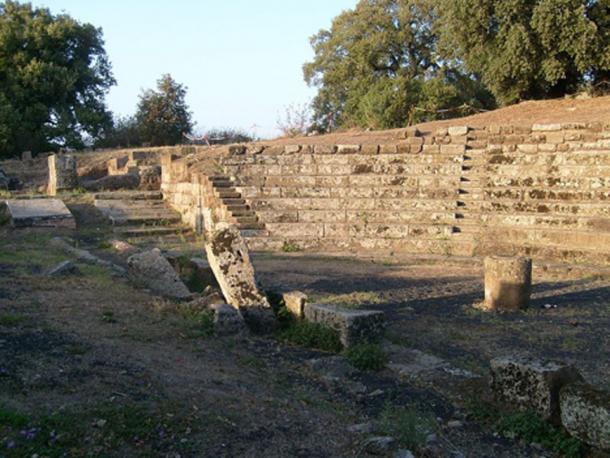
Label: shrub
xmin=277 ymin=320 xmax=342 ymax=353
xmin=379 ymin=403 xmax=437 ymax=450
xmin=346 ymin=343 xmax=387 ymax=371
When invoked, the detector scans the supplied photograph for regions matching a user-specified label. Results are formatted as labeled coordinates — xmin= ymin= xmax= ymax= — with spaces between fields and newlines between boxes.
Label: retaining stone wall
xmin=162 ymin=123 xmax=610 ymax=266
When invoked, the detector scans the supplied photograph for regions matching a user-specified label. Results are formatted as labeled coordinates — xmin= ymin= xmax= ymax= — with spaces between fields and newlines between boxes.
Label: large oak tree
xmin=0 ymin=1 xmax=115 ymax=158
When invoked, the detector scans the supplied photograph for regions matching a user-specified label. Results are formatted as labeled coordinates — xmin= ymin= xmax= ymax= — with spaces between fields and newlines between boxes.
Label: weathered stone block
xmin=490 ymin=355 xmax=583 ymax=423
xmin=209 ymin=303 xmax=248 ymax=336
xmin=484 ymin=256 xmax=532 ymax=310
xmin=314 ymin=145 xmax=337 ymax=154
xmin=127 ymin=249 xmax=192 ymax=300
xmin=337 ymin=144 xmax=361 ymax=154
xmin=303 ymin=303 xmax=385 ymax=348
xmin=560 ymin=383 xmax=610 ymax=450
xmin=204 ymin=223 xmax=275 ymax=331
xmin=448 ymin=126 xmax=469 ymax=136
xmin=5 ymin=198 xmax=75 ymax=228
xmin=532 ymin=123 xmax=562 ymax=132
xmin=47 ymin=154 xmax=78 ymax=196
xmin=283 ymin=291 xmax=307 ymax=318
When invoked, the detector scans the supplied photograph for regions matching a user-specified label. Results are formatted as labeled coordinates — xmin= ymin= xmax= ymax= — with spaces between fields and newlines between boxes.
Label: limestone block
xmin=448 ymin=126 xmax=469 ymax=136
xmin=283 ymin=291 xmax=307 ymax=318
xmin=5 ymin=198 xmax=75 ymax=228
xmin=303 ymin=303 xmax=385 ymax=348
xmin=47 ymin=154 xmax=78 ymax=196
xmin=127 ymin=249 xmax=192 ymax=300
xmin=337 ymin=144 xmax=361 ymax=154
xmin=314 ymin=145 xmax=337 ymax=154
xmin=490 ymin=355 xmax=583 ymax=423
xmin=204 ymin=223 xmax=275 ymax=331
xmin=560 ymin=383 xmax=610 ymax=450
xmin=532 ymin=123 xmax=562 ymax=132
xmin=284 ymin=145 xmax=301 ymax=154
xmin=484 ymin=256 xmax=532 ymax=310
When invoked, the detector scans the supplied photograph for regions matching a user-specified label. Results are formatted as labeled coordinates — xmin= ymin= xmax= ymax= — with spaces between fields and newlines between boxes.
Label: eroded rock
xmin=283 ymin=291 xmax=307 ymax=318
xmin=127 ymin=249 xmax=192 ymax=300
xmin=490 ymin=355 xmax=583 ymax=423
xmin=303 ymin=303 xmax=385 ymax=348
xmin=560 ymin=383 xmax=610 ymax=450
xmin=204 ymin=223 xmax=274 ymax=331
xmin=46 ymin=260 xmax=79 ymax=277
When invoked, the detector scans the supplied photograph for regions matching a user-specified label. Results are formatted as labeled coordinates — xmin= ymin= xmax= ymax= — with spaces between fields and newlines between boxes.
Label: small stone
xmin=110 ymin=239 xmax=136 ymax=254
xmin=395 ymin=449 xmax=415 ymax=458
xmin=347 ymin=422 xmax=376 ymax=434
xmin=426 ymin=433 xmax=438 ymax=444
xmin=447 ymin=420 xmax=463 ymax=428
xmin=364 ymin=436 xmax=396 ymax=455
xmin=46 ymin=260 xmax=79 ymax=277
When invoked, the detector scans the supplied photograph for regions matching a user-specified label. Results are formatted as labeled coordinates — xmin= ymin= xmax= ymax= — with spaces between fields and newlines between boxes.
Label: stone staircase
xmin=208 ymin=176 xmax=266 ymax=234
xmin=453 ymin=151 xmax=485 ymax=237
xmin=94 ymin=190 xmax=190 ymax=238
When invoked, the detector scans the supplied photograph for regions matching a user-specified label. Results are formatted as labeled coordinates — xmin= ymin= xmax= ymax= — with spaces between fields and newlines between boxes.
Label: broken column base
xmin=560 ymin=383 xmax=610 ymax=451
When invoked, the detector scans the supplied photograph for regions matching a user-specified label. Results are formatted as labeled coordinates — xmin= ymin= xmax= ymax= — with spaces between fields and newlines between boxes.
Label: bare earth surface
xmin=1 ymin=195 xmax=609 ymax=457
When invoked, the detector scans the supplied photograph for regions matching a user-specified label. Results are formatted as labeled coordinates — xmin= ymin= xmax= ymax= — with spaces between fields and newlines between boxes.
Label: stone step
xmin=233 ymin=215 xmax=259 ymax=225
xmin=226 ymin=204 xmax=250 ymax=213
xmin=240 ymin=229 xmax=270 ymax=238
xmin=216 ymin=190 xmax=241 ymax=199
xmin=93 ymin=191 xmax=163 ymax=201
xmin=94 ymin=199 xmax=167 ymax=211
xmin=114 ymin=225 xmax=190 ymax=237
xmin=236 ymin=222 xmax=265 ymax=231
xmin=110 ymin=213 xmax=182 ymax=227
xmin=209 ymin=175 xmax=232 ymax=182
xmin=222 ymin=198 xmax=246 ymax=206
xmin=211 ymin=181 xmax=234 ymax=189
xmin=452 ymin=225 xmax=481 ymax=234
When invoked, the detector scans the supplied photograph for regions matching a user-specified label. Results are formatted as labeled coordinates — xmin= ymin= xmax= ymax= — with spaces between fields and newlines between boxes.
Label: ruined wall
xmin=162 ymin=122 xmax=610 ymax=266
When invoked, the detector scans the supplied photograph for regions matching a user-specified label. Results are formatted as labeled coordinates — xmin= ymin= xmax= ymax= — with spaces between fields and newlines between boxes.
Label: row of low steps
xmin=94 ymin=190 xmax=190 ymax=238
xmin=208 ymin=176 xmax=267 ymax=235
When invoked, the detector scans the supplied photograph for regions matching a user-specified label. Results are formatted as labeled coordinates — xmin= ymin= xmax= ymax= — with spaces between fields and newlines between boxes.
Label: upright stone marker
xmin=484 ymin=256 xmax=532 ymax=310
xmin=48 ymin=154 xmax=78 ymax=196
xmin=204 ymin=223 xmax=275 ymax=331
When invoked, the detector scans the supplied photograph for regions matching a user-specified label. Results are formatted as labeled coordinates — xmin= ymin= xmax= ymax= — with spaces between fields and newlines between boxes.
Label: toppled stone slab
xmin=46 ymin=260 xmax=80 ymax=277
xmin=490 ymin=355 xmax=583 ymax=423
xmin=4 ymin=199 xmax=75 ymax=228
xmin=127 ymin=249 xmax=192 ymax=300
xmin=303 ymin=303 xmax=385 ymax=348
xmin=209 ymin=303 xmax=247 ymax=337
xmin=50 ymin=237 xmax=126 ymax=274
xmin=205 ymin=223 xmax=275 ymax=331
xmin=283 ymin=291 xmax=307 ymax=318
xmin=560 ymin=383 xmax=610 ymax=450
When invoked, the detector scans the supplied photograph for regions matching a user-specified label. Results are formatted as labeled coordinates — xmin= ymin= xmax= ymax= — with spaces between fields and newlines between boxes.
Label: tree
xmin=303 ymin=0 xmax=494 ymax=131
xmin=0 ymin=1 xmax=115 ymax=158
xmin=136 ymin=74 xmax=193 ymax=146
xmin=94 ymin=115 xmax=142 ymax=149
xmin=436 ymin=0 xmax=610 ymax=104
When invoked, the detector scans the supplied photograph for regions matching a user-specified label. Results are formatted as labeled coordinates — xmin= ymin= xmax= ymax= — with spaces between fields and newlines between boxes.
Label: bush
xmin=379 ymin=403 xmax=437 ymax=450
xmin=346 ymin=343 xmax=387 ymax=371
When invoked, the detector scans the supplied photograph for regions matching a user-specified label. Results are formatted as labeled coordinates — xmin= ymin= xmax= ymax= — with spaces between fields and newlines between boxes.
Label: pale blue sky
xmin=30 ymin=0 xmax=357 ymax=138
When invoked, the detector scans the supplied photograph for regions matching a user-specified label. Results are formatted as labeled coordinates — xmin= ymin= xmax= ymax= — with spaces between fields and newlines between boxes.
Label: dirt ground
xmin=1 ymin=197 xmax=609 ymax=457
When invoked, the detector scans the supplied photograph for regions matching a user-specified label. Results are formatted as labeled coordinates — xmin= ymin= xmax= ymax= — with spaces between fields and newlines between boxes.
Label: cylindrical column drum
xmin=484 ymin=256 xmax=532 ymax=310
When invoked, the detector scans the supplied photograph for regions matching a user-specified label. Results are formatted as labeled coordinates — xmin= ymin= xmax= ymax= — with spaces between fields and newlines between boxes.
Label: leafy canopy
xmin=303 ymin=0 xmax=495 ymax=131
xmin=436 ymin=0 xmax=610 ymax=104
xmin=135 ymin=74 xmax=193 ymax=147
xmin=0 ymin=0 xmax=114 ymax=158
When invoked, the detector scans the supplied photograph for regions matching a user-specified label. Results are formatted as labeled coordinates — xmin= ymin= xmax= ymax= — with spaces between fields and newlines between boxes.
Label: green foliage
xmin=379 ymin=402 xmax=437 ymax=450
xmin=136 ymin=74 xmax=193 ymax=147
xmin=436 ymin=0 xmax=610 ymax=104
xmin=282 ymin=241 xmax=301 ymax=253
xmin=0 ymin=312 xmax=23 ymax=327
xmin=204 ymin=128 xmax=254 ymax=145
xmin=95 ymin=115 xmax=142 ymax=149
xmin=0 ymin=1 xmax=114 ymax=158
xmin=176 ymin=307 xmax=215 ymax=339
xmin=346 ymin=343 xmax=387 ymax=371
xmin=303 ymin=0 xmax=495 ymax=131
xmin=277 ymin=319 xmax=343 ymax=352
xmin=466 ymin=400 xmax=585 ymax=457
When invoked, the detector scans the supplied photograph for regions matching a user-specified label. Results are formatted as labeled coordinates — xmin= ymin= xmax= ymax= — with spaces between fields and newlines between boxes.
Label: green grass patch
xmin=313 ymin=291 xmax=384 ymax=309
xmin=276 ymin=319 xmax=343 ymax=353
xmin=466 ymin=400 xmax=585 ymax=457
xmin=0 ymin=313 xmax=24 ymax=327
xmin=176 ymin=307 xmax=215 ymax=339
xmin=345 ymin=343 xmax=387 ymax=371
xmin=378 ymin=403 xmax=437 ymax=450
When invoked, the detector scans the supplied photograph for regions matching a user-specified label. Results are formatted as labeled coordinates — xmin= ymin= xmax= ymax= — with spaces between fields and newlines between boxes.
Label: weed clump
xmin=281 ymin=241 xmax=300 ymax=253
xmin=346 ymin=343 xmax=387 ymax=371
xmin=467 ymin=400 xmax=585 ymax=458
xmin=276 ymin=310 xmax=342 ymax=353
xmin=379 ymin=403 xmax=437 ymax=450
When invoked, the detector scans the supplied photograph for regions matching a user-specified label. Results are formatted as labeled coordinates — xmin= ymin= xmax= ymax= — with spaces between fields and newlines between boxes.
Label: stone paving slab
xmin=4 ymin=198 xmax=75 ymax=228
